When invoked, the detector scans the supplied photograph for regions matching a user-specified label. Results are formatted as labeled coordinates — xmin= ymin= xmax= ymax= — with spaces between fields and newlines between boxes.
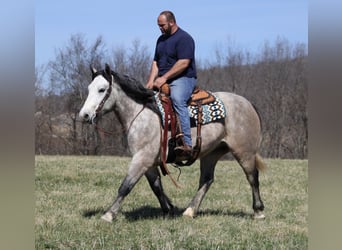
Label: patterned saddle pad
xmin=154 ymin=92 xmax=227 ymax=126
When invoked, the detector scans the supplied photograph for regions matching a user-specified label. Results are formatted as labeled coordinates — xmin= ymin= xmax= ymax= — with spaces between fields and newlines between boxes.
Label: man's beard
xmin=163 ymin=25 xmax=172 ymax=35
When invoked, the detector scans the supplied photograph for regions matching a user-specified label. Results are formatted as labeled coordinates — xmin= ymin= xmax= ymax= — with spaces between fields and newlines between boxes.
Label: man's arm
xmin=145 ymin=61 xmax=159 ymax=89
xmin=153 ymin=59 xmax=190 ymax=88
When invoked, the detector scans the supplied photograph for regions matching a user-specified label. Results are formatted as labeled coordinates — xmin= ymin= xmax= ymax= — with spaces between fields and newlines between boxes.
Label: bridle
xmin=93 ymin=71 xmax=113 ymax=124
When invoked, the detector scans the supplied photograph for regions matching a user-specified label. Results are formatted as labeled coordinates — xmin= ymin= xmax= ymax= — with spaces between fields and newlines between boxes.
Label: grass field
xmin=35 ymin=156 xmax=308 ymax=249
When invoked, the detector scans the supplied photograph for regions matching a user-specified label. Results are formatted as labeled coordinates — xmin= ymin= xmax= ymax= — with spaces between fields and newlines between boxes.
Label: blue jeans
xmin=169 ymin=77 xmax=197 ymax=147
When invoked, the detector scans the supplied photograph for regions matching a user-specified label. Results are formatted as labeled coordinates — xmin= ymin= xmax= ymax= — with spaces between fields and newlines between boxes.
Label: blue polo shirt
xmin=154 ymin=28 xmax=197 ymax=81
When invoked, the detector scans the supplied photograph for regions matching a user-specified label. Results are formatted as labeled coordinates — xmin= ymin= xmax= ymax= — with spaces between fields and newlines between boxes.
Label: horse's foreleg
xmin=145 ymin=167 xmax=174 ymax=215
xmin=101 ymin=155 xmax=148 ymax=222
xmin=101 ymin=174 xmax=142 ymax=222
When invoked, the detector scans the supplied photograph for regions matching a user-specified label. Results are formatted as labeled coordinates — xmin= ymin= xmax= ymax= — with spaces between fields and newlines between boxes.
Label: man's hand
xmin=153 ymin=76 xmax=167 ymax=89
xmin=146 ymin=81 xmax=154 ymax=89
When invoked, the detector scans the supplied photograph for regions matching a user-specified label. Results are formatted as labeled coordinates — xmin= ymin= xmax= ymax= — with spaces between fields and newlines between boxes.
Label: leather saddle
xmin=160 ymin=84 xmax=215 ymax=106
xmin=157 ymin=84 xmax=216 ymax=175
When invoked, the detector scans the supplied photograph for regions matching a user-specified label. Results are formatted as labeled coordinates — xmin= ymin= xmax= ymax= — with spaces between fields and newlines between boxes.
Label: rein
xmin=95 ymin=104 xmax=146 ymax=138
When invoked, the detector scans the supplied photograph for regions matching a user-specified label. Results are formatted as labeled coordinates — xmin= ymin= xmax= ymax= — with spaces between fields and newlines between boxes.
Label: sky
xmin=35 ymin=0 xmax=308 ymax=65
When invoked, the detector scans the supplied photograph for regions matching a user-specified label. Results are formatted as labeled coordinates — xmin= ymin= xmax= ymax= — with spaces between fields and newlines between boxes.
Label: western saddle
xmin=157 ymin=83 xmax=215 ymax=176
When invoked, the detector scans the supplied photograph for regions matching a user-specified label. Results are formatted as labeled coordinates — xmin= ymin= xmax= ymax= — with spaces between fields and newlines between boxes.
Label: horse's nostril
xmin=83 ymin=113 xmax=89 ymax=120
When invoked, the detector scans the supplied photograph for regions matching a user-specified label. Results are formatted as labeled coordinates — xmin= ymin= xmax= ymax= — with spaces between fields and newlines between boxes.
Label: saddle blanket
xmin=154 ymin=92 xmax=227 ymax=126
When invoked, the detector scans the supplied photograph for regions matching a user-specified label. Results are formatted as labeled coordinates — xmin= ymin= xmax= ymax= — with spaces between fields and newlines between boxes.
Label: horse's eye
xmin=99 ymin=88 xmax=106 ymax=93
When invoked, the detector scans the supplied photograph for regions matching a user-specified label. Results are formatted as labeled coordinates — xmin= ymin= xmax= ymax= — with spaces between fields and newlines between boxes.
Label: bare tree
xmin=252 ymin=38 xmax=307 ymax=158
xmin=111 ymin=39 xmax=152 ymax=83
xmin=42 ymin=34 xmax=107 ymax=154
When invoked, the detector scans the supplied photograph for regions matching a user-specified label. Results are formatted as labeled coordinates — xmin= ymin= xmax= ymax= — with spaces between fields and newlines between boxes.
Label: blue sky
xmin=35 ymin=0 xmax=307 ymax=65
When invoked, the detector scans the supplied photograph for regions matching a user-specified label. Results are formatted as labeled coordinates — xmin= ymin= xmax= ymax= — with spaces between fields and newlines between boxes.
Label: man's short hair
xmin=160 ymin=10 xmax=176 ymax=23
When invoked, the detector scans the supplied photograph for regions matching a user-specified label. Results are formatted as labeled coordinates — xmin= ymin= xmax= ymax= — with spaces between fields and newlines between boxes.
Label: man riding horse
xmin=146 ymin=10 xmax=197 ymax=160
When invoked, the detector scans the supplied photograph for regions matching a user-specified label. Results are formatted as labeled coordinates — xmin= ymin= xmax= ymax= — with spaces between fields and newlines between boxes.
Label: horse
xmin=79 ymin=64 xmax=266 ymax=222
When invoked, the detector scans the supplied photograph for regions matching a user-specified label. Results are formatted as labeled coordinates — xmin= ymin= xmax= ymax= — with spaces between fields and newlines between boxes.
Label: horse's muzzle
xmin=80 ymin=112 xmax=98 ymax=124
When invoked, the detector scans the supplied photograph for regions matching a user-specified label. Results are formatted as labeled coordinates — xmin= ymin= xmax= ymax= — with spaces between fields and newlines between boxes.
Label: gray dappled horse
xmin=79 ymin=64 xmax=266 ymax=222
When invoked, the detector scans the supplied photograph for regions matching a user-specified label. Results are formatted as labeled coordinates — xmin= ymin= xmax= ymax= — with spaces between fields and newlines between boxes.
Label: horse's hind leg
xmin=145 ymin=167 xmax=174 ymax=215
xmin=183 ymin=145 xmax=228 ymax=218
xmin=234 ymin=153 xmax=265 ymax=219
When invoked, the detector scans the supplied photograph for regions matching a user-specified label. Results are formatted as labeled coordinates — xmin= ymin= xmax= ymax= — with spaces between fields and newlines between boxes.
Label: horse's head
xmin=79 ymin=64 xmax=115 ymax=124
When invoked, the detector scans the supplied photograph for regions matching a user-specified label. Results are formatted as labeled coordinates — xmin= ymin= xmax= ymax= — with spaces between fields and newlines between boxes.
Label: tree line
xmin=35 ymin=34 xmax=307 ymax=158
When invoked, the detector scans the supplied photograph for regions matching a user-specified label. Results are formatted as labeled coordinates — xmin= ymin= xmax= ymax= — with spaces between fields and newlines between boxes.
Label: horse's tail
xmin=251 ymin=102 xmax=266 ymax=172
xmin=255 ymin=153 xmax=267 ymax=172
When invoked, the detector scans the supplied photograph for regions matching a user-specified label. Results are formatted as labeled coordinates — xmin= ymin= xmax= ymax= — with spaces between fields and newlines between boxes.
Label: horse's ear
xmin=105 ymin=63 xmax=111 ymax=75
xmin=90 ymin=65 xmax=97 ymax=75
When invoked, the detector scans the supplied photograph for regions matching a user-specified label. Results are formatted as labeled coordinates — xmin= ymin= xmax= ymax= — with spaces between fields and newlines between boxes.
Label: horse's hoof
xmin=101 ymin=212 xmax=114 ymax=222
xmin=254 ymin=211 xmax=265 ymax=220
xmin=183 ymin=207 xmax=195 ymax=218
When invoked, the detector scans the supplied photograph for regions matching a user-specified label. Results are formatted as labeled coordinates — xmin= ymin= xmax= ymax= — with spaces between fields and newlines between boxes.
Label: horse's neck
xmin=112 ymin=86 xmax=144 ymax=130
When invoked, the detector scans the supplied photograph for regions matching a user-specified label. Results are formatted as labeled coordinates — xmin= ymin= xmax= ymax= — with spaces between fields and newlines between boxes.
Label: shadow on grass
xmin=82 ymin=208 xmax=106 ymax=218
xmin=197 ymin=209 xmax=253 ymax=219
xmin=82 ymin=206 xmax=253 ymax=220
xmin=123 ymin=206 xmax=183 ymax=221
xmin=81 ymin=206 xmax=175 ymax=220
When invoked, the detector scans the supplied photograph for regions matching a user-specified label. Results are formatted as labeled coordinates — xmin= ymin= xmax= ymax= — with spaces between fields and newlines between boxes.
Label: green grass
xmin=35 ymin=156 xmax=308 ymax=249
